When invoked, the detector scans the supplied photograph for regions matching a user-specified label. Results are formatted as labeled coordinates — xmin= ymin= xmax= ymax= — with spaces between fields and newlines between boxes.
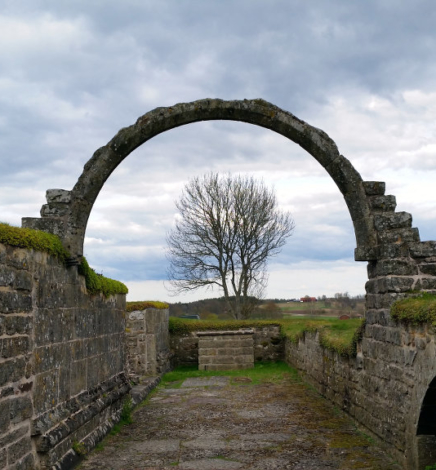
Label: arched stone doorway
xmin=416 ymin=374 xmax=436 ymax=468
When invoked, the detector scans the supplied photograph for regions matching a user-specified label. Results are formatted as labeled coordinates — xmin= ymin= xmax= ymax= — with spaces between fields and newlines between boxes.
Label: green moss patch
xmin=281 ymin=317 xmax=365 ymax=357
xmin=169 ymin=317 xmax=281 ymax=335
xmin=78 ymin=257 xmax=128 ymax=297
xmin=161 ymin=361 xmax=299 ymax=387
xmin=169 ymin=316 xmax=365 ymax=357
xmin=126 ymin=301 xmax=169 ymax=312
xmin=391 ymin=293 xmax=436 ymax=326
xmin=0 ymin=222 xmax=70 ymax=261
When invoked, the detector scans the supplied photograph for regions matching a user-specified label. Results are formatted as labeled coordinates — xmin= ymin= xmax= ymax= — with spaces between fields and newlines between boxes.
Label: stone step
xmin=409 ymin=241 xmax=436 ymax=258
xmin=363 ymin=181 xmax=386 ymax=196
xmin=368 ymin=195 xmax=397 ymax=212
xmin=378 ymin=227 xmax=420 ymax=244
xmin=374 ymin=212 xmax=412 ymax=231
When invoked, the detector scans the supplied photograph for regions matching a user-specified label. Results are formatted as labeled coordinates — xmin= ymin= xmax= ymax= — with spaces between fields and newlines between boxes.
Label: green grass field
xmin=276 ymin=300 xmax=365 ymax=318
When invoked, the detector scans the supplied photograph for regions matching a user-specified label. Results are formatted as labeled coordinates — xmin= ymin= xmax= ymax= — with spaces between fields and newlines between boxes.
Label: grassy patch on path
xmin=162 ymin=361 xmax=299 ymax=387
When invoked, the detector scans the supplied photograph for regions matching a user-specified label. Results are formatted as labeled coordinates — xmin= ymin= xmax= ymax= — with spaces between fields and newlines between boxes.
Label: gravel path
xmin=77 ymin=373 xmax=402 ymax=469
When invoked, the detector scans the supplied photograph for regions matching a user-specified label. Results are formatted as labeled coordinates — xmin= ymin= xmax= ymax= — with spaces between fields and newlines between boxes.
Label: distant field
xmin=276 ymin=301 xmax=364 ymax=318
xmin=277 ymin=301 xmax=329 ymax=311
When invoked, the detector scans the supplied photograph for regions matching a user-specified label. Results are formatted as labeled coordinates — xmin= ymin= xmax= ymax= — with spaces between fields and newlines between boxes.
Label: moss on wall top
xmin=169 ymin=317 xmax=365 ymax=358
xmin=0 ymin=223 xmax=128 ymax=298
xmin=78 ymin=257 xmax=128 ymax=297
xmin=391 ymin=293 xmax=436 ymax=326
xmin=0 ymin=222 xmax=70 ymax=261
xmin=126 ymin=301 xmax=169 ymax=312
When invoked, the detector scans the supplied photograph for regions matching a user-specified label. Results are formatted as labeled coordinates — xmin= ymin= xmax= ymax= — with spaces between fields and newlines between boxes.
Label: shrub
xmin=126 ymin=301 xmax=169 ymax=312
xmin=0 ymin=222 xmax=69 ymax=261
xmin=78 ymin=257 xmax=128 ymax=297
xmin=391 ymin=293 xmax=436 ymax=326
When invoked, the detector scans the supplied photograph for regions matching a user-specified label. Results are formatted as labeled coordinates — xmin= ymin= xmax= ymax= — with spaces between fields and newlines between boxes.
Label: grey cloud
xmin=1 ymin=0 xmax=435 ymax=298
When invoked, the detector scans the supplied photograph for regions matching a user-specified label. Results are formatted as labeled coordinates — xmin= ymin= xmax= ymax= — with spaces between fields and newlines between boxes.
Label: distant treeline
xmin=169 ymin=294 xmax=365 ymax=320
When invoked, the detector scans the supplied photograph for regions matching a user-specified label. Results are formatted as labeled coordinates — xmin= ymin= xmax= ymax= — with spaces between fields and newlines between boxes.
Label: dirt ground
xmin=77 ymin=373 xmax=402 ymax=470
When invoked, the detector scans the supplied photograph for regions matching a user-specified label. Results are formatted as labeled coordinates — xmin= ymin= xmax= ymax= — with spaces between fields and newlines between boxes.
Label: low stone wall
xmin=198 ymin=330 xmax=254 ymax=371
xmin=0 ymin=243 xmax=128 ymax=469
xmin=126 ymin=308 xmax=170 ymax=378
xmin=170 ymin=319 xmax=436 ymax=469
xmin=284 ymin=322 xmax=436 ymax=470
xmin=170 ymin=325 xmax=283 ymax=368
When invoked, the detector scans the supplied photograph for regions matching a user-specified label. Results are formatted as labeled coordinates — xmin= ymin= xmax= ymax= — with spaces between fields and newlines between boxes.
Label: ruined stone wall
xmin=126 ymin=308 xmax=170 ymax=378
xmin=198 ymin=330 xmax=254 ymax=371
xmin=170 ymin=325 xmax=283 ymax=367
xmin=0 ymin=243 xmax=128 ymax=469
xmin=284 ymin=323 xmax=436 ymax=470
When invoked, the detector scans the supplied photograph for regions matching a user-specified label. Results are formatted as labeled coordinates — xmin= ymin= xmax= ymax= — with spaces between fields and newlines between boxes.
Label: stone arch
xmin=23 ymin=98 xmax=380 ymax=262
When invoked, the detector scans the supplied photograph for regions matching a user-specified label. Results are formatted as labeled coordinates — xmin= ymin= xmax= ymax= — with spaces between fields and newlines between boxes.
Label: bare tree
xmin=166 ymin=173 xmax=295 ymax=319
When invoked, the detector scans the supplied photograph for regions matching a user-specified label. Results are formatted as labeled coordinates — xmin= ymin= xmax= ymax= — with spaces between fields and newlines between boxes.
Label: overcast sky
xmin=1 ymin=1 xmax=435 ymax=302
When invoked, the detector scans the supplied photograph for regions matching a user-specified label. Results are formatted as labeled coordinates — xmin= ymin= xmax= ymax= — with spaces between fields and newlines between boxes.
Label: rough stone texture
xmin=0 ymin=243 xmax=128 ymax=470
xmin=171 ymin=326 xmax=283 ymax=368
xmin=198 ymin=330 xmax=254 ymax=371
xmin=284 ymin=323 xmax=436 ymax=470
xmin=126 ymin=308 xmax=170 ymax=379
xmin=77 ymin=373 xmax=401 ymax=470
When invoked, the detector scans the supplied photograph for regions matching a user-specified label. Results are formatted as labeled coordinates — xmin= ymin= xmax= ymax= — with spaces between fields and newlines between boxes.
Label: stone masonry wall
xmin=284 ymin=323 xmax=436 ymax=470
xmin=198 ymin=330 xmax=254 ymax=371
xmin=126 ymin=308 xmax=170 ymax=378
xmin=0 ymin=243 xmax=128 ymax=470
xmin=170 ymin=325 xmax=283 ymax=368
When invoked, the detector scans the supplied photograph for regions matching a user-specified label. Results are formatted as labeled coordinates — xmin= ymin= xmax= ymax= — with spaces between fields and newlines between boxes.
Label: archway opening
xmin=416 ymin=375 xmax=436 ymax=469
xmin=83 ymin=119 xmax=368 ymax=304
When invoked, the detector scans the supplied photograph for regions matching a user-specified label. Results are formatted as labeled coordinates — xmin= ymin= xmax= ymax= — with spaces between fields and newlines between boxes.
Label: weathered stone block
xmin=46 ymin=189 xmax=72 ymax=204
xmin=363 ymin=181 xmax=385 ymax=196
xmin=0 ymin=291 xmax=32 ymax=313
xmin=0 ymin=399 xmax=10 ymax=434
xmin=34 ymin=308 xmax=75 ymax=346
xmin=419 ymin=263 xmax=436 ymax=276
xmin=13 ymin=451 xmax=35 ymax=470
xmin=0 ymin=264 xmax=15 ymax=286
xmin=379 ymin=227 xmax=420 ymax=244
xmin=1 ymin=336 xmax=30 ymax=359
xmin=0 ymin=357 xmax=26 ymax=387
xmin=409 ymin=241 xmax=436 ymax=258
xmin=367 ymin=259 xmax=418 ymax=277
xmin=10 ymin=397 xmax=32 ymax=424
xmin=386 ymin=276 xmax=415 ymax=293
xmin=0 ymin=423 xmax=28 ymax=449
xmin=34 ymin=370 xmax=58 ymax=414
xmin=417 ymin=278 xmax=436 ymax=290
xmin=369 ymin=195 xmax=397 ymax=212
xmin=34 ymin=344 xmax=69 ymax=374
xmin=70 ymin=340 xmax=86 ymax=361
xmin=5 ymin=248 xmax=30 ymax=271
xmin=374 ymin=212 xmax=412 ymax=231
xmin=87 ymin=355 xmax=102 ymax=389
xmin=0 ymin=447 xmax=6 ymax=468
xmin=13 ymin=270 xmax=33 ymax=291
xmin=377 ymin=242 xmax=410 ymax=259
xmin=3 ymin=315 xmax=32 ymax=336
xmin=7 ymin=435 xmax=32 ymax=465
